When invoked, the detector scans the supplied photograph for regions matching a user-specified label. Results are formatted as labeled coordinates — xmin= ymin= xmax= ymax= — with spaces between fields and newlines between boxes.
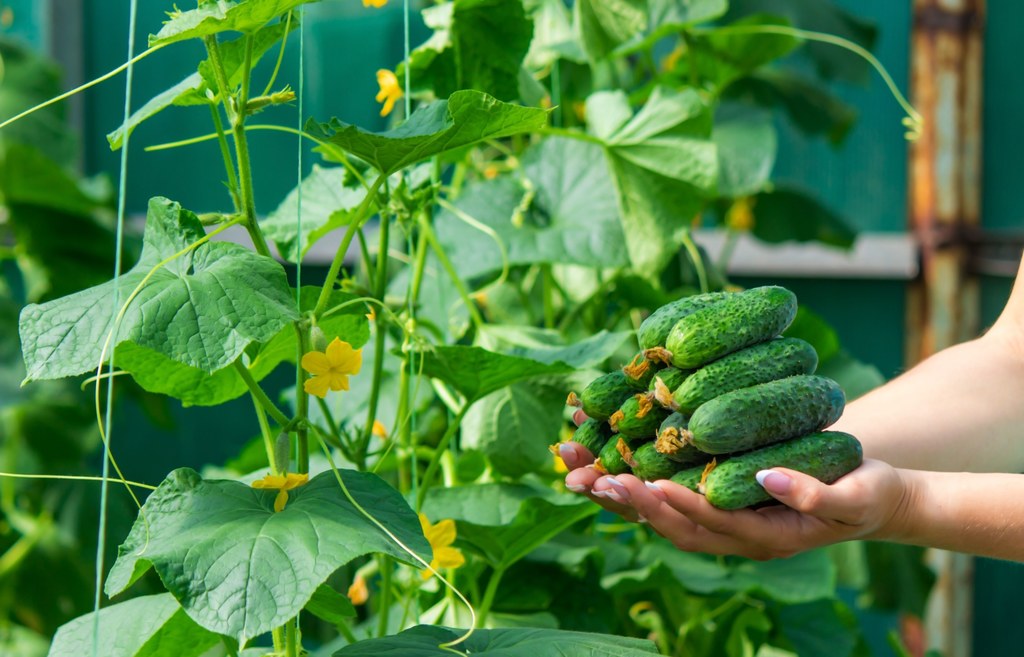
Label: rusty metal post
xmin=908 ymin=1 xmax=985 ymax=655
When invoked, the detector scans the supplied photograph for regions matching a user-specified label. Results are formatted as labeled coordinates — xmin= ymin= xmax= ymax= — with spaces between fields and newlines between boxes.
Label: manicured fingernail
xmin=605 ymin=477 xmax=630 ymax=501
xmin=565 ymin=483 xmax=587 ymax=493
xmin=644 ymin=481 xmax=667 ymax=500
xmin=558 ymin=442 xmax=578 ymax=467
xmin=591 ymin=488 xmax=610 ymax=498
xmin=603 ymin=489 xmax=625 ymax=503
xmin=636 ymin=515 xmax=648 ymax=524
xmin=756 ymin=470 xmax=792 ymax=495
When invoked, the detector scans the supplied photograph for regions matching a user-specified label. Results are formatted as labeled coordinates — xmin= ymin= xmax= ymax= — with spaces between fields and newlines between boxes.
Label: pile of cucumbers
xmin=566 ymin=286 xmax=863 ymax=510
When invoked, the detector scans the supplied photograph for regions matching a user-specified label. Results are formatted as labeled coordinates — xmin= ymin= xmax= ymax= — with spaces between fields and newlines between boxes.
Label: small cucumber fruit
xmin=684 ymin=374 xmax=846 ymax=455
xmin=595 ymin=436 xmax=635 ymax=476
xmin=654 ymin=412 xmax=706 ymax=465
xmin=609 ymin=393 xmax=670 ymax=440
xmin=628 ymin=442 xmax=688 ymax=481
xmin=637 ymin=291 xmax=731 ymax=350
xmin=648 ymin=366 xmax=690 ymax=393
xmin=571 ymin=417 xmax=614 ymax=455
xmin=651 ymin=286 xmax=798 ymax=369
xmin=671 ymin=337 xmax=819 ymax=414
xmin=568 ymin=370 xmax=638 ymax=421
xmin=669 ymin=460 xmax=718 ymax=493
xmin=702 ymin=431 xmax=863 ymax=510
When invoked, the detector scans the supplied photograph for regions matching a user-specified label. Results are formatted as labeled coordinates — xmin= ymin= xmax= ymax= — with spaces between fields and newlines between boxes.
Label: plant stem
xmin=419 ymin=215 xmax=484 ymax=330
xmin=315 ymin=175 xmax=386 ymax=317
xmin=416 ymin=404 xmax=469 ymax=511
xmin=294 ymin=324 xmax=310 ymax=474
xmin=476 ymin=565 xmax=506 ymax=625
xmin=357 ymin=211 xmax=392 ymax=461
xmin=285 ymin=617 xmax=299 ymax=657
xmin=536 ymin=125 xmax=605 ymax=146
xmin=377 ymin=556 xmax=393 ymax=637
xmin=541 ymin=264 xmax=556 ymax=329
xmin=234 ymin=360 xmax=292 ymax=428
xmin=208 ymin=102 xmax=242 ymax=212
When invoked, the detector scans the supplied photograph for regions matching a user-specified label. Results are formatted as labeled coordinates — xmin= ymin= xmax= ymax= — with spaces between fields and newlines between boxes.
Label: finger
xmin=572 ymin=409 xmax=589 ymax=426
xmin=656 ymin=478 xmax=775 ymax=540
xmin=755 ymin=465 xmax=873 ymax=526
xmin=565 ymin=463 xmax=602 ymax=492
xmin=558 ymin=441 xmax=595 ymax=471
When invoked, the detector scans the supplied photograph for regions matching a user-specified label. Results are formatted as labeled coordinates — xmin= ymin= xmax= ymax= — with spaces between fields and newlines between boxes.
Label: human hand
xmin=562 ymin=420 xmax=911 ymax=559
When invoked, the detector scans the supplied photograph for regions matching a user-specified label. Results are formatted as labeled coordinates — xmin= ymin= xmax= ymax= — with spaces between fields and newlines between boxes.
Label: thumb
xmin=755 ymin=467 xmax=855 ymax=520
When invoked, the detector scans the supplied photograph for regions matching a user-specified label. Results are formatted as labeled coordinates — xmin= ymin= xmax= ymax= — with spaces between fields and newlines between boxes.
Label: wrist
xmin=870 ymin=467 xmax=927 ymax=544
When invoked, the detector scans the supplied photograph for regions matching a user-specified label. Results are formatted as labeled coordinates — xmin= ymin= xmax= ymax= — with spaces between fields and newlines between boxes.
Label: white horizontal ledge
xmin=694 ymin=230 xmax=919 ymax=280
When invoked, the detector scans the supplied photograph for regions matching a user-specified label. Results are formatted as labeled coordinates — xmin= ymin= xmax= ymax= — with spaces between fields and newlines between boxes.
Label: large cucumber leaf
xmin=748 ymin=186 xmax=856 ymax=248
xmin=412 ymin=345 xmax=572 ymax=404
xmin=306 ymin=90 xmax=549 ymax=176
xmin=19 ymin=197 xmax=298 ymax=382
xmin=334 ymin=625 xmax=660 ymax=656
xmin=150 ymin=0 xmax=315 ymax=47
xmin=405 ymin=0 xmax=534 ymax=101
xmin=586 ymin=87 xmax=717 ymax=277
xmin=420 ymin=483 xmax=597 ymax=569
xmin=574 ymin=0 xmax=647 ymax=61
xmin=47 ymin=594 xmax=219 ymax=657
xmin=106 ymin=468 xmax=430 ymax=644
xmin=116 ymin=288 xmax=368 ymax=407
xmin=713 ymin=103 xmax=776 ymax=198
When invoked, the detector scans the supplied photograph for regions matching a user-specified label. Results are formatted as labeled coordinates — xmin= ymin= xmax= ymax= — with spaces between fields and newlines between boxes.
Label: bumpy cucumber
xmin=572 ymin=417 xmax=614 ymax=455
xmin=669 ymin=460 xmax=716 ymax=492
xmin=570 ymin=370 xmax=638 ymax=421
xmin=702 ymin=431 xmax=863 ymax=509
xmin=637 ymin=291 xmax=731 ymax=350
xmin=654 ymin=412 xmax=706 ymax=465
xmin=595 ymin=436 xmax=635 ymax=475
xmin=656 ymin=286 xmax=798 ymax=369
xmin=685 ymin=375 xmax=846 ymax=454
xmin=629 ymin=442 xmax=687 ymax=481
xmin=648 ymin=367 xmax=690 ymax=392
xmin=671 ymin=337 xmax=818 ymax=414
xmin=609 ymin=393 xmax=670 ymax=440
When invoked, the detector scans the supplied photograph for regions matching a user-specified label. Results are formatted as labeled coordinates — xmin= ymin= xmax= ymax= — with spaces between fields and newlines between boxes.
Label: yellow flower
xmin=363 ymin=0 xmax=388 ymax=6
xmin=252 ymin=472 xmax=309 ymax=512
xmin=372 ymin=420 xmax=388 ymax=440
xmin=376 ymin=69 xmax=403 ymax=117
xmin=347 ymin=573 xmax=369 ymax=605
xmin=726 ymin=197 xmax=756 ymax=232
xmin=301 ymin=337 xmax=363 ymax=398
xmin=418 ymin=513 xmax=465 ymax=579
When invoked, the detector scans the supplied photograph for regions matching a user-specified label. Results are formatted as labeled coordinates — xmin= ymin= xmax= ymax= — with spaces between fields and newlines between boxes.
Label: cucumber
xmin=568 ymin=370 xmax=638 ymax=421
xmin=609 ymin=393 xmax=670 ymax=440
xmin=684 ymin=375 xmax=846 ymax=455
xmin=652 ymin=286 xmax=798 ymax=369
xmin=629 ymin=442 xmax=688 ymax=481
xmin=702 ymin=431 xmax=863 ymax=510
xmin=654 ymin=412 xmax=706 ymax=465
xmin=622 ymin=353 xmax=662 ymax=390
xmin=671 ymin=337 xmax=819 ymax=414
xmin=595 ymin=436 xmax=635 ymax=476
xmin=648 ymin=367 xmax=690 ymax=393
xmin=637 ymin=291 xmax=732 ymax=350
xmin=571 ymin=417 xmax=614 ymax=455
xmin=669 ymin=460 xmax=717 ymax=493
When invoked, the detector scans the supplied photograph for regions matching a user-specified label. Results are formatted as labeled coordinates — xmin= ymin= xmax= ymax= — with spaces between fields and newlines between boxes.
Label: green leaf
xmin=262 ymin=165 xmax=371 ymax=261
xmin=621 ymin=0 xmax=728 ymax=54
xmin=106 ymin=468 xmax=430 ymax=644
xmin=106 ymin=74 xmax=203 ymax=150
xmin=462 ymin=382 xmax=566 ymax=478
xmin=783 ymin=306 xmax=841 ymax=364
xmin=637 ymin=542 xmax=836 ymax=603
xmin=713 ymin=103 xmax=776 ymax=198
xmin=115 ymin=288 xmax=368 ymax=407
xmin=0 ymin=142 xmax=106 ymax=216
xmin=306 ymin=90 xmax=550 ymax=175
xmin=305 ymin=583 xmax=357 ymax=624
xmin=48 ymin=594 xmax=219 ymax=657
xmin=725 ymin=606 xmax=772 ymax=657
xmin=406 ymin=0 xmax=534 ymax=101
xmin=524 ymin=0 xmax=583 ymax=69
xmin=750 ymin=187 xmax=856 ymax=249
xmin=729 ymin=69 xmax=857 ymax=144
xmin=150 ymin=0 xmax=314 ymax=46
xmin=817 ymin=351 xmax=884 ymax=401
xmin=775 ymin=599 xmax=861 ymax=657
xmin=574 ymin=0 xmax=647 ymax=61
xmin=334 ymin=625 xmax=660 ymax=656
xmin=412 ymin=345 xmax=573 ymax=404
xmin=19 ymin=197 xmax=298 ymax=382
xmin=420 ymin=483 xmax=598 ymax=569
xmin=478 ymin=326 xmax=632 ymax=368
xmin=586 ymin=87 xmax=717 ymax=276
xmin=684 ymin=14 xmax=801 ymax=89
xmin=434 ymin=139 xmax=627 ymax=279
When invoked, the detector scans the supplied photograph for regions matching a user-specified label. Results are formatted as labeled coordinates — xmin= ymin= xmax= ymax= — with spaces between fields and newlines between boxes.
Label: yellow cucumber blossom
xmin=252 ymin=472 xmax=309 ymax=512
xmin=418 ymin=513 xmax=465 ymax=579
xmin=301 ymin=337 xmax=363 ymax=398
xmin=375 ymin=69 xmax=403 ymax=117
xmin=347 ymin=573 xmax=369 ymax=605
xmin=372 ymin=420 xmax=388 ymax=440
xmin=363 ymin=0 xmax=388 ymax=6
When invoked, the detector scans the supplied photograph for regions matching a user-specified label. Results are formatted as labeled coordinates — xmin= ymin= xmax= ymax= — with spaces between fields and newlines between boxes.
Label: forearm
xmin=830 ymin=331 xmax=1024 ymax=472
xmin=884 ymin=469 xmax=1024 ymax=561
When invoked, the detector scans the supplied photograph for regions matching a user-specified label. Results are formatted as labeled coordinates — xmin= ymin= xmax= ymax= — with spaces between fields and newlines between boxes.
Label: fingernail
xmin=636 ymin=515 xmax=648 ymax=524
xmin=603 ymin=489 xmax=625 ymax=503
xmin=756 ymin=470 xmax=792 ymax=495
xmin=565 ymin=483 xmax=587 ymax=493
xmin=644 ymin=481 xmax=667 ymax=500
xmin=605 ymin=477 xmax=630 ymax=501
xmin=591 ymin=488 xmax=610 ymax=498
xmin=558 ymin=442 xmax=578 ymax=467
xmin=573 ymin=409 xmax=589 ymax=426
